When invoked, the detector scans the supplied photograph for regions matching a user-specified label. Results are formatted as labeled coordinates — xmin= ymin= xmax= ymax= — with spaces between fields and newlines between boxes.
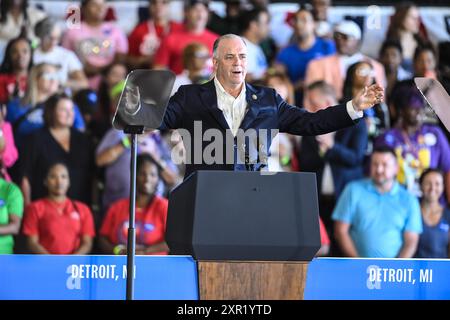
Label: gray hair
xmin=35 ymin=17 xmax=58 ymax=40
xmin=212 ymin=34 xmax=247 ymax=59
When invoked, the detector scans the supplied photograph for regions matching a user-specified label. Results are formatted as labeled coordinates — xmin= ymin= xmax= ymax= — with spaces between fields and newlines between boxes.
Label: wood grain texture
xmin=198 ymin=261 xmax=309 ymax=300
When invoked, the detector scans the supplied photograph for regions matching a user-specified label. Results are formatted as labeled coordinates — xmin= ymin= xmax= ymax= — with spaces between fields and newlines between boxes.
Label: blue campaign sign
xmin=305 ymin=258 xmax=450 ymax=300
xmin=2 ymin=255 xmax=450 ymax=300
xmin=0 ymin=255 xmax=198 ymax=300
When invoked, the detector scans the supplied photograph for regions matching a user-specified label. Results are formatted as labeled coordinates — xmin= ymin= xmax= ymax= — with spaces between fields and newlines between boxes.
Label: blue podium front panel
xmin=0 ymin=255 xmax=198 ymax=300
xmin=305 ymin=258 xmax=450 ymax=300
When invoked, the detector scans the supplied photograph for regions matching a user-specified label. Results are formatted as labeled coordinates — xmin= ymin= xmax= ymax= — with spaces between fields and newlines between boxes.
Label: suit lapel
xmin=200 ymin=80 xmax=230 ymax=130
xmin=239 ymin=83 xmax=261 ymax=131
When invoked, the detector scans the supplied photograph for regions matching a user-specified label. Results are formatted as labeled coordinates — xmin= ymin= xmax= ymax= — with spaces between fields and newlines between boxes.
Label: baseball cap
xmin=334 ymin=20 xmax=362 ymax=40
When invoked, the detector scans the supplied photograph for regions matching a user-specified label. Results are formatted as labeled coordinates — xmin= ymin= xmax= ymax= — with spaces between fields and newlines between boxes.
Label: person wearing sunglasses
xmin=170 ymin=42 xmax=212 ymax=96
xmin=6 ymin=63 xmax=85 ymax=148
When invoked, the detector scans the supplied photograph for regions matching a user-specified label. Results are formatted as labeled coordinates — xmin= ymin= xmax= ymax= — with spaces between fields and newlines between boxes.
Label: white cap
xmin=334 ymin=20 xmax=361 ymax=40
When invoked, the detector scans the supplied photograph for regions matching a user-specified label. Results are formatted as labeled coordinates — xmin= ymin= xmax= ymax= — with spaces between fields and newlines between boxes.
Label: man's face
xmin=370 ymin=152 xmax=398 ymax=187
xmin=41 ymin=26 xmax=61 ymax=51
xmin=312 ymin=0 xmax=330 ymax=21
xmin=226 ymin=2 xmax=242 ymax=18
xmin=149 ymin=0 xmax=169 ymax=21
xmin=334 ymin=32 xmax=359 ymax=56
xmin=380 ymin=47 xmax=402 ymax=72
xmin=414 ymin=50 xmax=436 ymax=77
xmin=213 ymin=37 xmax=247 ymax=88
xmin=307 ymin=88 xmax=333 ymax=112
xmin=185 ymin=3 xmax=209 ymax=30
xmin=294 ymin=10 xmax=315 ymax=38
xmin=255 ymin=11 xmax=270 ymax=41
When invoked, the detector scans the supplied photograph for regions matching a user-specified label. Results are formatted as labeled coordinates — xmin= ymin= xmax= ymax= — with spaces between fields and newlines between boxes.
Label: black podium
xmin=166 ymin=171 xmax=321 ymax=299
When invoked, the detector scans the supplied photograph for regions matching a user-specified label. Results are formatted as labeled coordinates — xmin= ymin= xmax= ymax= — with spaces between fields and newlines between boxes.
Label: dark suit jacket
xmin=160 ymin=80 xmax=356 ymax=178
xmin=298 ymin=119 xmax=368 ymax=197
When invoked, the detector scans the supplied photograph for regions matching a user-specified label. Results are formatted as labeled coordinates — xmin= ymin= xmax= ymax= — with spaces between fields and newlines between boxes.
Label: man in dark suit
xmin=160 ymin=34 xmax=384 ymax=178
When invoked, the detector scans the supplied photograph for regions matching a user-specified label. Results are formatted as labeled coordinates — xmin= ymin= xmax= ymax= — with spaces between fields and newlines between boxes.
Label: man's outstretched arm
xmin=278 ymin=84 xmax=384 ymax=136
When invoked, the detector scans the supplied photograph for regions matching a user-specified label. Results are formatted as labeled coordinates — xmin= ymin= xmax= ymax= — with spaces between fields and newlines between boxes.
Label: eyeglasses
xmin=356 ymin=68 xmax=375 ymax=77
xmin=194 ymin=52 xmax=210 ymax=59
xmin=40 ymin=72 xmax=59 ymax=81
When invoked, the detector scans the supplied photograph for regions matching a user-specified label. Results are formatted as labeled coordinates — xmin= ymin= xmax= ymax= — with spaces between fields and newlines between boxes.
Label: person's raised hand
xmin=352 ymin=84 xmax=384 ymax=112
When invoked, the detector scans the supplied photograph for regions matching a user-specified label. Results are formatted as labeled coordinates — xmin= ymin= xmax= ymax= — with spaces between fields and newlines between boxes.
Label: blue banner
xmin=1 ymin=255 xmax=449 ymax=299
xmin=0 ymin=255 xmax=198 ymax=300
xmin=305 ymin=258 xmax=450 ymax=300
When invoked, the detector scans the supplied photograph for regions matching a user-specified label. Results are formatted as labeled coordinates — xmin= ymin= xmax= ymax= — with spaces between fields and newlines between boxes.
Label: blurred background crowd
xmin=0 ymin=0 xmax=449 ymax=259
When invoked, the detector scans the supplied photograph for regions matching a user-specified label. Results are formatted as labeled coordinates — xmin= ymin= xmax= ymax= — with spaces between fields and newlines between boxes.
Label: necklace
xmin=400 ymin=129 xmax=420 ymax=158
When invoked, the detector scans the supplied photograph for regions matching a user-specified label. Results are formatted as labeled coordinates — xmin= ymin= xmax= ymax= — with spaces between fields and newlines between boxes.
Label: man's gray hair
xmin=212 ymin=34 xmax=247 ymax=59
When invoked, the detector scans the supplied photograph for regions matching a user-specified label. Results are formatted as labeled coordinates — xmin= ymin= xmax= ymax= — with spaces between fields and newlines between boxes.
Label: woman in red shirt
xmin=22 ymin=162 xmax=95 ymax=254
xmin=0 ymin=36 xmax=32 ymax=105
xmin=98 ymin=154 xmax=169 ymax=255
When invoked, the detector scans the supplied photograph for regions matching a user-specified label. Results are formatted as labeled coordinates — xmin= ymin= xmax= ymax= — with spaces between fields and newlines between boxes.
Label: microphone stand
xmin=124 ymin=124 xmax=144 ymax=300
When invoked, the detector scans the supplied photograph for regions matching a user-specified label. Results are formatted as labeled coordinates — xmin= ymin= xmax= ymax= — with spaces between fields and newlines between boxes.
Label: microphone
xmin=244 ymin=143 xmax=254 ymax=171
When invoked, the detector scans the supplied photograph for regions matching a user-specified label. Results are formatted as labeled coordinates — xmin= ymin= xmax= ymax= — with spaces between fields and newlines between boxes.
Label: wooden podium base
xmin=197 ymin=261 xmax=309 ymax=300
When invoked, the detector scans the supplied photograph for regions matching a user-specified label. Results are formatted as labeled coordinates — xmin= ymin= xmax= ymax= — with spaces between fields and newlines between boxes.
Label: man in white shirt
xmin=33 ymin=17 xmax=88 ymax=91
xmin=159 ymin=34 xmax=384 ymax=178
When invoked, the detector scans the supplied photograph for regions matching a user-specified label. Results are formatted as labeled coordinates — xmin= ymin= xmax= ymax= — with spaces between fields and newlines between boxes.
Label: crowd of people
xmin=0 ymin=0 xmax=449 ymax=259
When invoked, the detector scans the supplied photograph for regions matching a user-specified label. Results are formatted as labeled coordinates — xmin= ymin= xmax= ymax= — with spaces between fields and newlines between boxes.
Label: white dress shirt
xmin=214 ymin=77 xmax=248 ymax=136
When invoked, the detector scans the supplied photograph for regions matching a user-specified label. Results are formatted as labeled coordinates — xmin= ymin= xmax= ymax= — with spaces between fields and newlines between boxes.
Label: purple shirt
xmin=96 ymin=128 xmax=177 ymax=212
xmin=375 ymin=125 xmax=450 ymax=196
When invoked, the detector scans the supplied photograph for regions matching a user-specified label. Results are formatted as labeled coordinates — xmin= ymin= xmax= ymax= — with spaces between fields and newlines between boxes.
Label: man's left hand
xmin=352 ymin=84 xmax=384 ymax=112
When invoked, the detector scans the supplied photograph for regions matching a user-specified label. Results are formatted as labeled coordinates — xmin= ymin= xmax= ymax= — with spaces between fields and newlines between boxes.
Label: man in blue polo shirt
xmin=332 ymin=146 xmax=422 ymax=258
xmin=275 ymin=5 xmax=335 ymax=104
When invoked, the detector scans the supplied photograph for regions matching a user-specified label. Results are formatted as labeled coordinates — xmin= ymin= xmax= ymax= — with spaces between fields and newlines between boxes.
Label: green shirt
xmin=0 ymin=179 xmax=24 ymax=254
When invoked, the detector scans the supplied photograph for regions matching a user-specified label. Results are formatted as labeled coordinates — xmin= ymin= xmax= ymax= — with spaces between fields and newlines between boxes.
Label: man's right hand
xmin=352 ymin=84 xmax=384 ymax=112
